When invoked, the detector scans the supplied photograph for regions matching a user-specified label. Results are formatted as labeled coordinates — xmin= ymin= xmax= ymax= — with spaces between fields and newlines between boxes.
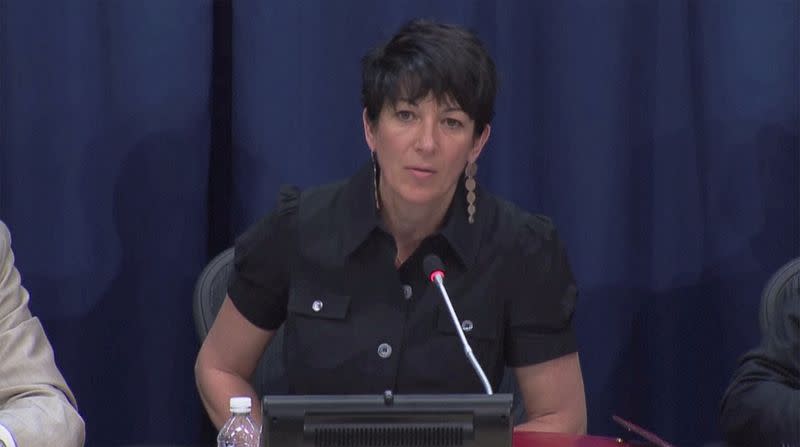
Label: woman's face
xmin=363 ymin=94 xmax=490 ymax=210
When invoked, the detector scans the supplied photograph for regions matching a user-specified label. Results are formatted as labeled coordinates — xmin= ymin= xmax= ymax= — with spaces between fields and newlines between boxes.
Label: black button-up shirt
xmin=229 ymin=163 xmax=578 ymax=395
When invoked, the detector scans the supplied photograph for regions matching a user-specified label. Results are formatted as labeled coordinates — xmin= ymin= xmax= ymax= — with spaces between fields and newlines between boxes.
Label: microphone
xmin=423 ymin=254 xmax=493 ymax=395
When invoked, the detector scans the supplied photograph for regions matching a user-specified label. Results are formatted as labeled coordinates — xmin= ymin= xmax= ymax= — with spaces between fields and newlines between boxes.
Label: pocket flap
xmin=436 ymin=305 xmax=498 ymax=341
xmin=288 ymin=282 xmax=351 ymax=320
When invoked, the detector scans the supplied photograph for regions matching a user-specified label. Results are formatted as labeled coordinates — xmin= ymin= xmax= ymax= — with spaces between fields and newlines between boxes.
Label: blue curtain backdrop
xmin=1 ymin=1 xmax=797 ymax=446
xmin=0 ymin=1 xmax=214 ymax=445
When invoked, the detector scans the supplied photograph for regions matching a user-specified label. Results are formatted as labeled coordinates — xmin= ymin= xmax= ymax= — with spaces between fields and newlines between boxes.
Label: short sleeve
xmin=504 ymin=215 xmax=578 ymax=367
xmin=227 ymin=186 xmax=299 ymax=330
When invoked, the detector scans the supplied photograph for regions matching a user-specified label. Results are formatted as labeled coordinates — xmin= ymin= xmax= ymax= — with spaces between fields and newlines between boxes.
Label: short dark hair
xmin=361 ymin=20 xmax=497 ymax=136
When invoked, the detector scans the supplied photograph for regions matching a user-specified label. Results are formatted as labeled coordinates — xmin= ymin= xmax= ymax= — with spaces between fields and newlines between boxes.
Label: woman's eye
xmin=396 ymin=110 xmax=414 ymax=121
xmin=444 ymin=118 xmax=463 ymax=129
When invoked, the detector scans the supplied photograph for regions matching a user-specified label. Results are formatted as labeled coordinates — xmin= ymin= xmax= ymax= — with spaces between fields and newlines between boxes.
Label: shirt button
xmin=312 ymin=300 xmax=323 ymax=312
xmin=402 ymin=284 xmax=413 ymax=300
xmin=461 ymin=320 xmax=474 ymax=332
xmin=377 ymin=343 xmax=393 ymax=359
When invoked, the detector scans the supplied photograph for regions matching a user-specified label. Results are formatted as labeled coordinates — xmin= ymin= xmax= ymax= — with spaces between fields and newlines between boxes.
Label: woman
xmin=195 ymin=19 xmax=587 ymax=434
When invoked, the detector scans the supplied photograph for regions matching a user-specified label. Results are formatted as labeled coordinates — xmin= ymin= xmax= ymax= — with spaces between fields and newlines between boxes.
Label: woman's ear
xmin=363 ymin=108 xmax=377 ymax=151
xmin=469 ymin=123 xmax=491 ymax=162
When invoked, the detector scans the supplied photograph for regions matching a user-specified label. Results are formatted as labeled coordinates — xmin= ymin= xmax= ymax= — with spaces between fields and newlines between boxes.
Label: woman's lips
xmin=406 ymin=166 xmax=436 ymax=179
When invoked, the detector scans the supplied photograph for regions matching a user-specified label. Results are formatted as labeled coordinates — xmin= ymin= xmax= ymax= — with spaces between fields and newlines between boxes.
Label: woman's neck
xmin=379 ymin=179 xmax=456 ymax=265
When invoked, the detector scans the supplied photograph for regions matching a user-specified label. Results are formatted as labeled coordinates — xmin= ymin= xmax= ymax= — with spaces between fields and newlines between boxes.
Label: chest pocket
xmin=287 ymin=284 xmax=351 ymax=320
xmin=285 ymin=281 xmax=355 ymax=371
xmin=436 ymin=304 xmax=499 ymax=341
xmin=434 ymin=303 xmax=502 ymax=389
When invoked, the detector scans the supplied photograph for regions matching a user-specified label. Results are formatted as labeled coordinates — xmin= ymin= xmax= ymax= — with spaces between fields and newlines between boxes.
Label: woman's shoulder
xmin=294 ymin=177 xmax=351 ymax=218
xmin=245 ymin=176 xmax=349 ymax=228
xmin=220 ymin=174 xmax=360 ymax=281
xmin=486 ymin=193 xmax=560 ymax=246
xmin=481 ymin=195 xmax=575 ymax=290
xmin=235 ymin=185 xmax=303 ymax=259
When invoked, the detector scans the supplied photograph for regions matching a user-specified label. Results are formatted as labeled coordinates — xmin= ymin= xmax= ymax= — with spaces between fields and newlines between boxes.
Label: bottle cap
xmin=229 ymin=396 xmax=252 ymax=413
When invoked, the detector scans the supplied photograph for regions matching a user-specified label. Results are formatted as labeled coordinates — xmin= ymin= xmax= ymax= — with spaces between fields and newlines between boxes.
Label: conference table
xmin=139 ymin=435 xmax=645 ymax=447
xmin=512 ymin=432 xmax=734 ymax=447
xmin=513 ymin=431 xmax=641 ymax=446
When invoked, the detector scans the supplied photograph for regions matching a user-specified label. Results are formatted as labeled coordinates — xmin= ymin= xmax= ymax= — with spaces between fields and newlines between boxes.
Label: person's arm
xmin=196 ymin=187 xmax=296 ymax=428
xmin=513 ymin=352 xmax=587 ymax=434
xmin=195 ymin=297 xmax=275 ymax=428
xmin=0 ymin=221 xmax=85 ymax=447
xmin=505 ymin=215 xmax=585 ymax=433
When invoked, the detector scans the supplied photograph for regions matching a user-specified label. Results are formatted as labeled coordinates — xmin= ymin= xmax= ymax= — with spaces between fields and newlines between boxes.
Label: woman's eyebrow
xmin=441 ymin=105 xmax=464 ymax=113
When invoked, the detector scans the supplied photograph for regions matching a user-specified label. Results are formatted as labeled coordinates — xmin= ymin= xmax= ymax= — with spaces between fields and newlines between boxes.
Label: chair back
xmin=193 ymin=247 xmax=233 ymax=340
xmin=193 ymin=247 xmax=288 ymax=395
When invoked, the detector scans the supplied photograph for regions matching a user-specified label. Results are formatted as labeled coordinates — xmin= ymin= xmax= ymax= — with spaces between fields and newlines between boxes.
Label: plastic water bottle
xmin=217 ymin=396 xmax=259 ymax=447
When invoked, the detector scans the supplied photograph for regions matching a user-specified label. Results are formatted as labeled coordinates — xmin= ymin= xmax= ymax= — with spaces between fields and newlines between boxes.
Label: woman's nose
xmin=415 ymin=118 xmax=437 ymax=153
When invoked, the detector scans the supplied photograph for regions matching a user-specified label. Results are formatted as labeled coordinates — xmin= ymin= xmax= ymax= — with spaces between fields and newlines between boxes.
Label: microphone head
xmin=423 ymin=254 xmax=446 ymax=282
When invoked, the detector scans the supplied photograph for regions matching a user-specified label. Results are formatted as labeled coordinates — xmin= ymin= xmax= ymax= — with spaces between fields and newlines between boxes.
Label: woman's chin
xmin=396 ymin=187 xmax=447 ymax=208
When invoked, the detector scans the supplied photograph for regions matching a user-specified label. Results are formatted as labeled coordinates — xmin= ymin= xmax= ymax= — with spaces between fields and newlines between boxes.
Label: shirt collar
xmin=339 ymin=161 xmax=480 ymax=269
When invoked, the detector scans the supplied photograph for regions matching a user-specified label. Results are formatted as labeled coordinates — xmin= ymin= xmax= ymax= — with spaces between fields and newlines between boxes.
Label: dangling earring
xmin=371 ymin=151 xmax=380 ymax=211
xmin=465 ymin=161 xmax=477 ymax=224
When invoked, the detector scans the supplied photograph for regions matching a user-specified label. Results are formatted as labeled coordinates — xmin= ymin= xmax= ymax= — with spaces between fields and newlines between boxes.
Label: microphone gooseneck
xmin=422 ymin=254 xmax=493 ymax=395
